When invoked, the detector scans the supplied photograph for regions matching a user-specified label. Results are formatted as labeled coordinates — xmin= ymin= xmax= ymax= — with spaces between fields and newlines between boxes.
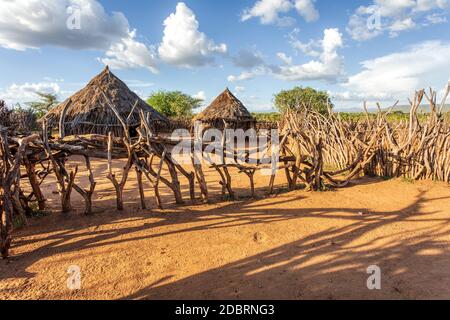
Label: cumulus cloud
xmin=0 ymin=0 xmax=162 ymax=74
xmin=294 ymin=0 xmax=320 ymax=22
xmin=347 ymin=0 xmax=449 ymax=41
xmin=0 ymin=82 xmax=61 ymax=105
xmin=241 ymin=0 xmax=294 ymax=26
xmin=158 ymin=2 xmax=227 ymax=68
xmin=100 ymin=30 xmax=159 ymax=73
xmin=338 ymin=41 xmax=450 ymax=101
xmin=276 ymin=28 xmax=344 ymax=81
xmin=0 ymin=0 xmax=129 ymax=51
xmin=288 ymin=28 xmax=321 ymax=56
xmin=228 ymin=28 xmax=344 ymax=83
xmin=241 ymin=0 xmax=319 ymax=26
xmin=0 ymin=1 xmax=227 ymax=72
xmin=193 ymin=91 xmax=206 ymax=101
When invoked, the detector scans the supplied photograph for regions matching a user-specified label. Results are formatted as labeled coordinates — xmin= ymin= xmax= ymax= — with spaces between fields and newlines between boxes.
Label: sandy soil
xmin=1 ymin=156 xmax=450 ymax=300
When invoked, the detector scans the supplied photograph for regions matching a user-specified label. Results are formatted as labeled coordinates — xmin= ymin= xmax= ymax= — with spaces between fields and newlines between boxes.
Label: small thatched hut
xmin=44 ymin=66 xmax=169 ymax=137
xmin=194 ymin=88 xmax=255 ymax=131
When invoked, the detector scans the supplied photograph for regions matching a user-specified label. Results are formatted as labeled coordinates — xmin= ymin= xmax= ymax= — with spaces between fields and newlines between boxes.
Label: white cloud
xmin=100 ymin=30 xmax=159 ymax=73
xmin=424 ymin=12 xmax=448 ymax=24
xmin=0 ymin=0 xmax=129 ymax=51
xmin=0 ymin=0 xmax=161 ymax=74
xmin=0 ymin=82 xmax=61 ymax=105
xmin=277 ymin=52 xmax=293 ymax=65
xmin=228 ymin=28 xmax=344 ymax=83
xmin=193 ymin=91 xmax=206 ymax=101
xmin=241 ymin=0 xmax=319 ymax=26
xmin=389 ymin=17 xmax=417 ymax=37
xmin=158 ymin=2 xmax=227 ymax=68
xmin=415 ymin=0 xmax=449 ymax=12
xmin=338 ymin=41 xmax=450 ymax=101
xmin=241 ymin=0 xmax=294 ymax=26
xmin=347 ymin=0 xmax=449 ymax=41
xmin=124 ymin=80 xmax=155 ymax=88
xmin=276 ymin=28 xmax=344 ymax=81
xmin=288 ymin=28 xmax=321 ymax=56
xmin=294 ymin=0 xmax=319 ymax=22
xmin=228 ymin=66 xmax=271 ymax=82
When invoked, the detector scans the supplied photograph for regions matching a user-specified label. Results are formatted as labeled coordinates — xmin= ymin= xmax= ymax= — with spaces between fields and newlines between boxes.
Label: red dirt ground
xmin=1 ymin=157 xmax=450 ymax=300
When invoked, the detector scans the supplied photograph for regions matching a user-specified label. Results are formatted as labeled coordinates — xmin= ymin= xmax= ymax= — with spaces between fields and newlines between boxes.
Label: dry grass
xmin=43 ymin=67 xmax=169 ymax=136
xmin=195 ymin=88 xmax=255 ymax=129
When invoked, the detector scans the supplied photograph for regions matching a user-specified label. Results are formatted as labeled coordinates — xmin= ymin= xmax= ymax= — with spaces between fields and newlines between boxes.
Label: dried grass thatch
xmin=44 ymin=66 xmax=169 ymax=136
xmin=194 ymin=88 xmax=255 ymax=129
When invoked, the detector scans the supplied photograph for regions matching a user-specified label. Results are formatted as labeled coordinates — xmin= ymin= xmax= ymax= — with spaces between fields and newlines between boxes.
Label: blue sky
xmin=0 ymin=0 xmax=449 ymax=111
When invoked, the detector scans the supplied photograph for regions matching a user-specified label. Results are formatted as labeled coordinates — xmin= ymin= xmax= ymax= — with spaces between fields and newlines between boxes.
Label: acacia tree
xmin=274 ymin=87 xmax=333 ymax=115
xmin=147 ymin=90 xmax=203 ymax=118
xmin=27 ymin=92 xmax=59 ymax=118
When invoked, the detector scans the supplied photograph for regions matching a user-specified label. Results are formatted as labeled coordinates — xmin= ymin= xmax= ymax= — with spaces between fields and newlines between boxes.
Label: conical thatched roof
xmin=195 ymin=88 xmax=254 ymax=123
xmin=44 ymin=66 xmax=169 ymax=136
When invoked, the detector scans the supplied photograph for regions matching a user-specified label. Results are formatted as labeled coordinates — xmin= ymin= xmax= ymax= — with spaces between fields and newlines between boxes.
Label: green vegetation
xmin=26 ymin=92 xmax=59 ymax=118
xmin=251 ymin=112 xmax=281 ymax=122
xmin=147 ymin=90 xmax=203 ymax=118
xmin=274 ymin=87 xmax=333 ymax=115
xmin=336 ymin=111 xmax=443 ymax=122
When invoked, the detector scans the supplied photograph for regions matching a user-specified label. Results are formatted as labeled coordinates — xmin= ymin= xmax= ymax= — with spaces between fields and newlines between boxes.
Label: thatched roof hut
xmin=194 ymin=88 xmax=255 ymax=130
xmin=44 ymin=66 xmax=169 ymax=136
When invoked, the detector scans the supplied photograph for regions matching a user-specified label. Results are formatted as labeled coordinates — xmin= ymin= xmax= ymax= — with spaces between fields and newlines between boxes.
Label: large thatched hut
xmin=194 ymin=88 xmax=255 ymax=131
xmin=44 ymin=66 xmax=169 ymax=137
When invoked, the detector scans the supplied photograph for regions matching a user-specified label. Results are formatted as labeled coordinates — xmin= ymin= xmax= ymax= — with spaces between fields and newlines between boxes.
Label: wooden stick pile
xmin=1 ymin=86 xmax=448 ymax=258
xmin=281 ymin=86 xmax=450 ymax=190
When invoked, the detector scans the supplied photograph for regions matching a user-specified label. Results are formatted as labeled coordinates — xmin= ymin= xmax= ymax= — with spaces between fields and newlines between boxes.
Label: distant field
xmin=251 ymin=112 xmax=281 ymax=122
xmin=336 ymin=104 xmax=450 ymax=114
xmin=252 ymin=107 xmax=450 ymax=123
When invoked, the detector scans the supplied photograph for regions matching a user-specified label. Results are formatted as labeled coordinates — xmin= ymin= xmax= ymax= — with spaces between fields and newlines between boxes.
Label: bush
xmin=147 ymin=91 xmax=203 ymax=118
xmin=11 ymin=105 xmax=38 ymax=133
xmin=274 ymin=87 xmax=333 ymax=115
xmin=0 ymin=100 xmax=38 ymax=133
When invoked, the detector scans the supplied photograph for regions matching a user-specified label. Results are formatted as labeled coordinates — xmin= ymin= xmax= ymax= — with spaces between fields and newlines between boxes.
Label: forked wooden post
xmin=135 ymin=166 xmax=147 ymax=210
xmin=72 ymin=156 xmax=97 ymax=215
xmin=23 ymin=156 xmax=46 ymax=210
xmin=107 ymin=132 xmax=133 ymax=211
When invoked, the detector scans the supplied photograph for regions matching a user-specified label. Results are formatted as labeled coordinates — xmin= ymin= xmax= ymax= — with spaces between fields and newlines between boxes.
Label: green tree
xmin=274 ymin=87 xmax=333 ymax=115
xmin=27 ymin=92 xmax=59 ymax=118
xmin=147 ymin=90 xmax=203 ymax=118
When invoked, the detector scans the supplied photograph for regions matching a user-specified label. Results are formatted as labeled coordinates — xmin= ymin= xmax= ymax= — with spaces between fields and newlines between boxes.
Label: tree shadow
xmin=119 ymin=191 xmax=450 ymax=300
xmin=1 ymin=183 xmax=449 ymax=301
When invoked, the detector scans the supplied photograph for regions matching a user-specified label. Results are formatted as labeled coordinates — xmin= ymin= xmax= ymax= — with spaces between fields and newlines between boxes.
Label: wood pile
xmin=281 ymin=86 xmax=450 ymax=190
xmin=1 ymin=86 xmax=448 ymax=258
